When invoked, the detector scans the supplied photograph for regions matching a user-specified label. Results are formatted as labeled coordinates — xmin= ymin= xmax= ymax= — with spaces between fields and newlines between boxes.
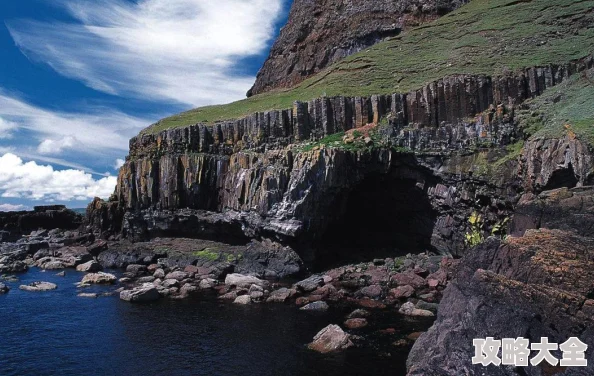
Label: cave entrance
xmin=542 ymin=163 xmax=578 ymax=191
xmin=313 ymin=170 xmax=437 ymax=271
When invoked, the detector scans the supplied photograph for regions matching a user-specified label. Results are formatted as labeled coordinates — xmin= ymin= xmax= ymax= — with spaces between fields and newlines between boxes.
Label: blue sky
xmin=0 ymin=0 xmax=290 ymax=211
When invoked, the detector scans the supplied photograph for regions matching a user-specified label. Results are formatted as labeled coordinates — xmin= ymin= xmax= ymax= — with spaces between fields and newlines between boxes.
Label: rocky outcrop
xmin=89 ymin=55 xmax=594 ymax=264
xmin=0 ymin=206 xmax=82 ymax=242
xmin=248 ymin=0 xmax=469 ymax=96
xmin=408 ymin=229 xmax=594 ymax=375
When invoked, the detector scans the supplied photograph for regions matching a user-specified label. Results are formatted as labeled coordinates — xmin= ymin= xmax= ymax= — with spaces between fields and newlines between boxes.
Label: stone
xmin=120 ymin=284 xmax=160 ymax=303
xmin=250 ymin=291 xmax=264 ymax=300
xmin=55 ymin=271 xmax=66 ymax=277
xmin=76 ymin=260 xmax=103 ymax=273
xmin=225 ymin=273 xmax=267 ymax=289
xmin=233 ymin=295 xmax=252 ymax=305
xmin=137 ymin=276 xmax=155 ymax=283
xmin=399 ymin=302 xmax=434 ymax=317
xmin=180 ymin=284 xmax=198 ymax=296
xmin=153 ymin=269 xmax=165 ymax=279
xmin=391 ymin=272 xmax=426 ymax=289
xmin=308 ymin=325 xmax=354 ymax=354
xmin=199 ymin=278 xmax=217 ymax=289
xmin=165 ymin=271 xmax=189 ymax=281
xmin=344 ymin=318 xmax=368 ymax=330
xmin=416 ymin=300 xmax=439 ymax=313
xmin=300 ymin=301 xmax=329 ymax=311
xmin=81 ymin=272 xmax=117 ymax=285
xmin=125 ymin=264 xmax=147 ymax=275
xmin=359 ymin=284 xmax=382 ymax=298
xmin=162 ymin=279 xmax=179 ymax=288
xmin=0 ymin=282 xmax=9 ymax=294
xmin=390 ymin=285 xmax=415 ymax=299
xmin=41 ymin=260 xmax=66 ymax=270
xmin=19 ymin=282 xmax=57 ymax=292
xmin=266 ymin=288 xmax=293 ymax=303
xmin=295 ymin=275 xmax=324 ymax=292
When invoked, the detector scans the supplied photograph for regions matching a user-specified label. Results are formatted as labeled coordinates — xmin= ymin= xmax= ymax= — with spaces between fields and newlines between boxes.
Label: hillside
xmin=146 ymin=0 xmax=594 ymax=134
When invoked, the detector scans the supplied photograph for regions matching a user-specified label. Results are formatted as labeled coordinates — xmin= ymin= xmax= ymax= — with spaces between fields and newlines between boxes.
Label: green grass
xmin=145 ymin=0 xmax=594 ymax=134
xmin=517 ymin=69 xmax=594 ymax=143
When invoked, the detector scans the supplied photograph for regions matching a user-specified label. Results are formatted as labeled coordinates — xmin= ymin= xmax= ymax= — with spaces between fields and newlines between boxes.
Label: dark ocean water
xmin=0 ymin=269 xmax=430 ymax=376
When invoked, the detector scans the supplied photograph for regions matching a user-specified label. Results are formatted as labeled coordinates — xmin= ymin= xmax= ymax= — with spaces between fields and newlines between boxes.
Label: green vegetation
xmin=192 ymin=248 xmax=220 ymax=261
xmin=517 ymin=70 xmax=594 ymax=144
xmin=146 ymin=0 xmax=594 ymax=133
xmin=465 ymin=212 xmax=485 ymax=247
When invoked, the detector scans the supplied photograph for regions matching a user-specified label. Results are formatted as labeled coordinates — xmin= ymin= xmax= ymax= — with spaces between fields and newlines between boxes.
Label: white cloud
xmin=7 ymin=0 xmax=284 ymax=107
xmin=0 ymin=90 xmax=151 ymax=155
xmin=0 ymin=153 xmax=117 ymax=201
xmin=38 ymin=136 xmax=77 ymax=154
xmin=0 ymin=203 xmax=27 ymax=212
xmin=114 ymin=158 xmax=125 ymax=169
xmin=0 ymin=117 xmax=18 ymax=139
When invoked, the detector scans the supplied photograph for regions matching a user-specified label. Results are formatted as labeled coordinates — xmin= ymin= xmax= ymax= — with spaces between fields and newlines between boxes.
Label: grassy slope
xmin=518 ymin=68 xmax=594 ymax=143
xmin=147 ymin=0 xmax=594 ymax=134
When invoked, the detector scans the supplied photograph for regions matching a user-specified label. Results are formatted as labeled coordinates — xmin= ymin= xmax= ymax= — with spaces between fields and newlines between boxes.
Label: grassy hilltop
xmin=146 ymin=0 xmax=594 ymax=134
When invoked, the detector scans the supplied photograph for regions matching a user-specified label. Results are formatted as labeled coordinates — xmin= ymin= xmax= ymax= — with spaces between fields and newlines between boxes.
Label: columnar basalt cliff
xmin=247 ymin=0 xmax=469 ymax=96
xmin=88 ymin=54 xmax=594 ymax=265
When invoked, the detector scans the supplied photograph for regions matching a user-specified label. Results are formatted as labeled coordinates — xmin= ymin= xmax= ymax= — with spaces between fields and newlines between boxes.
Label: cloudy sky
xmin=0 ymin=0 xmax=289 ymax=211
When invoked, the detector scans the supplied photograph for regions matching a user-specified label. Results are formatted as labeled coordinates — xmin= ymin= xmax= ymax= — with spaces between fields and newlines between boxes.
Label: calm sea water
xmin=0 ymin=269 xmax=429 ymax=376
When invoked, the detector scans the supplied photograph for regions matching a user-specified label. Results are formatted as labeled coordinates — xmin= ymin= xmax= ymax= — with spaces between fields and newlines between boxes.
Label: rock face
xmin=308 ymin=324 xmax=354 ymax=353
xmin=407 ymin=229 xmax=594 ymax=375
xmin=0 ymin=206 xmax=82 ymax=242
xmin=248 ymin=0 xmax=469 ymax=96
xmin=88 ymin=54 xmax=594 ymax=264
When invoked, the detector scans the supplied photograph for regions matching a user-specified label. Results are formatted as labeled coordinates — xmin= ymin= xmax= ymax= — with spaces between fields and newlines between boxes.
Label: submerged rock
xmin=0 ymin=282 xmax=9 ymax=294
xmin=308 ymin=325 xmax=354 ymax=354
xmin=300 ymin=301 xmax=329 ymax=312
xmin=344 ymin=318 xmax=368 ymax=330
xmin=19 ymin=282 xmax=57 ymax=292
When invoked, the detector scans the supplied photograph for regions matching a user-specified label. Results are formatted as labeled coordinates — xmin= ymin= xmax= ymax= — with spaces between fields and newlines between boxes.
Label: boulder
xmin=308 ymin=325 xmax=354 ymax=353
xmin=78 ymin=293 xmax=98 ymax=298
xmin=359 ymin=284 xmax=382 ymax=298
xmin=165 ymin=271 xmax=189 ymax=281
xmin=126 ymin=264 xmax=147 ymax=275
xmin=76 ymin=260 xmax=103 ymax=273
xmin=19 ymin=282 xmax=57 ymax=292
xmin=390 ymin=285 xmax=415 ymax=299
xmin=153 ymin=269 xmax=165 ymax=279
xmin=295 ymin=275 xmax=324 ymax=292
xmin=162 ymin=279 xmax=179 ymax=288
xmin=233 ymin=295 xmax=252 ymax=305
xmin=81 ymin=272 xmax=117 ymax=285
xmin=199 ymin=278 xmax=217 ymax=289
xmin=41 ymin=260 xmax=66 ymax=270
xmin=266 ymin=288 xmax=293 ymax=303
xmin=120 ymin=284 xmax=160 ymax=303
xmin=0 ymin=282 xmax=9 ymax=294
xmin=391 ymin=272 xmax=426 ymax=289
xmin=225 ymin=273 xmax=268 ymax=289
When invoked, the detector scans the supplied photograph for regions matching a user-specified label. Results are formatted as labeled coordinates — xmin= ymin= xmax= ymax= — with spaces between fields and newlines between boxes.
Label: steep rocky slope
xmin=247 ymin=0 xmax=468 ymax=96
xmin=407 ymin=189 xmax=594 ymax=375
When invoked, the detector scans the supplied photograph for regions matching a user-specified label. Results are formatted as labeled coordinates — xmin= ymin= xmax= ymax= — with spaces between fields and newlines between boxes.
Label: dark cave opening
xmin=542 ymin=163 xmax=578 ymax=191
xmin=312 ymin=171 xmax=437 ymax=271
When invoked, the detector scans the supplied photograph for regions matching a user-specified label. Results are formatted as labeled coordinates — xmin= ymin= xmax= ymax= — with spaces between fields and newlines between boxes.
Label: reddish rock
xmin=408 ymin=332 xmax=424 ymax=341
xmin=147 ymin=264 xmax=160 ymax=273
xmin=427 ymin=279 xmax=439 ymax=288
xmin=308 ymin=325 xmax=353 ymax=354
xmin=344 ymin=318 xmax=368 ymax=329
xmin=390 ymin=285 xmax=415 ymax=299
xmin=380 ymin=328 xmax=397 ymax=335
xmin=184 ymin=265 xmax=199 ymax=274
xmin=391 ymin=272 xmax=426 ymax=289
